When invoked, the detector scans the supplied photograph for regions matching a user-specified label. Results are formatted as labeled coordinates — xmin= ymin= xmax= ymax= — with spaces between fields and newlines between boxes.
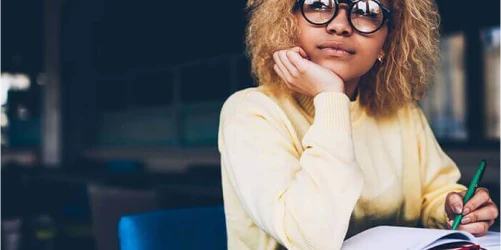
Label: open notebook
xmin=341 ymin=226 xmax=500 ymax=250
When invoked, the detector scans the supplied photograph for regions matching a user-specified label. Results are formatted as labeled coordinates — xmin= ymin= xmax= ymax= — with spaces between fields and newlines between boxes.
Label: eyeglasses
xmin=296 ymin=0 xmax=391 ymax=34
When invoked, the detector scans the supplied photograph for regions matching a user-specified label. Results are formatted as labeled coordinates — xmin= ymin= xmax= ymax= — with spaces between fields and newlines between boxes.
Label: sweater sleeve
xmin=414 ymin=105 xmax=467 ymax=228
xmin=219 ymin=92 xmax=364 ymax=250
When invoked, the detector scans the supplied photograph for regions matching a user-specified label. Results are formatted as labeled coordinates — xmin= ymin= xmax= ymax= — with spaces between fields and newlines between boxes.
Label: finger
xmin=463 ymin=188 xmax=491 ymax=216
xmin=290 ymin=46 xmax=309 ymax=59
xmin=446 ymin=192 xmax=465 ymax=217
xmin=274 ymin=64 xmax=300 ymax=92
xmin=274 ymin=64 xmax=286 ymax=82
xmin=278 ymin=50 xmax=299 ymax=78
xmin=460 ymin=202 xmax=499 ymax=224
xmin=450 ymin=221 xmax=490 ymax=237
xmin=286 ymin=50 xmax=314 ymax=74
xmin=273 ymin=51 xmax=293 ymax=82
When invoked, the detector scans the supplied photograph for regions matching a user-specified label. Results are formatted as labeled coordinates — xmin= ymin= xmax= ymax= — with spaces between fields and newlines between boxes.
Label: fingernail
xmin=454 ymin=205 xmax=463 ymax=214
xmin=461 ymin=217 xmax=471 ymax=224
xmin=463 ymin=208 xmax=470 ymax=215
xmin=448 ymin=220 xmax=453 ymax=226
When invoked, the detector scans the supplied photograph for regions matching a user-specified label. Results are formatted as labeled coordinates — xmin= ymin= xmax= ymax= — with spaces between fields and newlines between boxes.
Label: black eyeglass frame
xmin=296 ymin=0 xmax=392 ymax=34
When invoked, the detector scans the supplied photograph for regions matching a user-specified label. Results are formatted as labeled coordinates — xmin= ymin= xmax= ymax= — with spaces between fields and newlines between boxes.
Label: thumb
xmin=446 ymin=192 xmax=464 ymax=217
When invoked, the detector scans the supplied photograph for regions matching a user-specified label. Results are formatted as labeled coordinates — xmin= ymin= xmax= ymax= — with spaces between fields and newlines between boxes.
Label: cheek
xmin=353 ymin=37 xmax=386 ymax=67
xmin=359 ymin=47 xmax=380 ymax=62
xmin=351 ymin=44 xmax=383 ymax=71
xmin=374 ymin=31 xmax=388 ymax=55
xmin=296 ymin=30 xmax=315 ymax=50
xmin=295 ymin=18 xmax=306 ymax=46
xmin=295 ymin=19 xmax=321 ymax=53
xmin=359 ymin=35 xmax=387 ymax=59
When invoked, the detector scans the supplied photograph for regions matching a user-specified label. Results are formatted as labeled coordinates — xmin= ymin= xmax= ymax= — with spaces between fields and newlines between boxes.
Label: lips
xmin=317 ymin=41 xmax=356 ymax=55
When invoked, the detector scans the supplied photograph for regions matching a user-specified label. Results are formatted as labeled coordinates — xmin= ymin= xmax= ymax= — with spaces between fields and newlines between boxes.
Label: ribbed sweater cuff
xmin=313 ymin=92 xmax=351 ymax=132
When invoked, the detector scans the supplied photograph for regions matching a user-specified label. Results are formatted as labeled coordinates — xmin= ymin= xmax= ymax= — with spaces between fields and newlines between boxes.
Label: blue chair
xmin=118 ymin=206 xmax=227 ymax=250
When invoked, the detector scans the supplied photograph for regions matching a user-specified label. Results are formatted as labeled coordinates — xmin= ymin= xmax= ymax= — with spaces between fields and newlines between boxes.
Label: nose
xmin=326 ymin=6 xmax=353 ymax=36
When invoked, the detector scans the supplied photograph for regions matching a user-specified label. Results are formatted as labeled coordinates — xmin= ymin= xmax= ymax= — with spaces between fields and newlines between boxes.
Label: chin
xmin=317 ymin=60 xmax=351 ymax=79
xmin=317 ymin=59 xmax=370 ymax=83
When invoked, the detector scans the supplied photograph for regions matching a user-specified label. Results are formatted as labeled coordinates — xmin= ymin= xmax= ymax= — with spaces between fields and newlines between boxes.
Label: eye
xmin=351 ymin=1 xmax=382 ymax=19
xmin=311 ymin=2 xmax=328 ymax=9
xmin=305 ymin=0 xmax=333 ymax=11
xmin=352 ymin=8 xmax=379 ymax=19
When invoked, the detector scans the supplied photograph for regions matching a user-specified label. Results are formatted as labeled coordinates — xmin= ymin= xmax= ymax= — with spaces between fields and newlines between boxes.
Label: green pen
xmin=451 ymin=160 xmax=487 ymax=230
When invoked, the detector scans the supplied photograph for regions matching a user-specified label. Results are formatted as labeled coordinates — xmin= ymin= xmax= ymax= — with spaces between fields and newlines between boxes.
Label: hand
xmin=445 ymin=188 xmax=499 ymax=236
xmin=272 ymin=47 xmax=344 ymax=97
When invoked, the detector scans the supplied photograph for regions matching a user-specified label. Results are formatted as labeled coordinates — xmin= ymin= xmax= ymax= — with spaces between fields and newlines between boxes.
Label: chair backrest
xmin=88 ymin=184 xmax=159 ymax=250
xmin=118 ymin=205 xmax=227 ymax=250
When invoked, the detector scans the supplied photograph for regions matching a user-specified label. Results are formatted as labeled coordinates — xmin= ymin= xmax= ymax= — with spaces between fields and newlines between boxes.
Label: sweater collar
xmin=295 ymin=89 xmax=364 ymax=123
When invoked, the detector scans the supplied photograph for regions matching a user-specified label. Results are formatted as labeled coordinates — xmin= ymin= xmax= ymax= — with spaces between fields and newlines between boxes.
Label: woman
xmin=218 ymin=0 xmax=499 ymax=249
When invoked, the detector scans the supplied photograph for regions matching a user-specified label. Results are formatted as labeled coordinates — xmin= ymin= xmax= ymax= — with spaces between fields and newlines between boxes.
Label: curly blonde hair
xmin=245 ymin=0 xmax=440 ymax=117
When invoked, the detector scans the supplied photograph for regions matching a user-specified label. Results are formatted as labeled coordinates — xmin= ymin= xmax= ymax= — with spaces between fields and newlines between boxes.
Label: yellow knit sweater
xmin=218 ymin=87 xmax=466 ymax=250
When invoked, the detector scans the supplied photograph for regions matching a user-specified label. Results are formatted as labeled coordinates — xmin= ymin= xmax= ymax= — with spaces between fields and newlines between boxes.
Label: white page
xmin=341 ymin=226 xmax=476 ymax=250
xmin=477 ymin=232 xmax=501 ymax=247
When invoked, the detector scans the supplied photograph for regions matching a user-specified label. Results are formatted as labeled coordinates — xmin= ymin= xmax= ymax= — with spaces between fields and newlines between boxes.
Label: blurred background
xmin=1 ymin=0 xmax=499 ymax=249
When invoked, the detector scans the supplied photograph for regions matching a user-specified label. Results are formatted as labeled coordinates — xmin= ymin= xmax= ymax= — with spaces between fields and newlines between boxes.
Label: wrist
xmin=317 ymin=84 xmax=344 ymax=96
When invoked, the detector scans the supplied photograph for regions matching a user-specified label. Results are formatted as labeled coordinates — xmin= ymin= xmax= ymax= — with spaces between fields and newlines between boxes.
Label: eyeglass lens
xmin=302 ymin=0 xmax=385 ymax=33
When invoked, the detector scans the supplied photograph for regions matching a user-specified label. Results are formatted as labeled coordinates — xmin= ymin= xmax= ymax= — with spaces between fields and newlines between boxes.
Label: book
xmin=341 ymin=226 xmax=500 ymax=250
